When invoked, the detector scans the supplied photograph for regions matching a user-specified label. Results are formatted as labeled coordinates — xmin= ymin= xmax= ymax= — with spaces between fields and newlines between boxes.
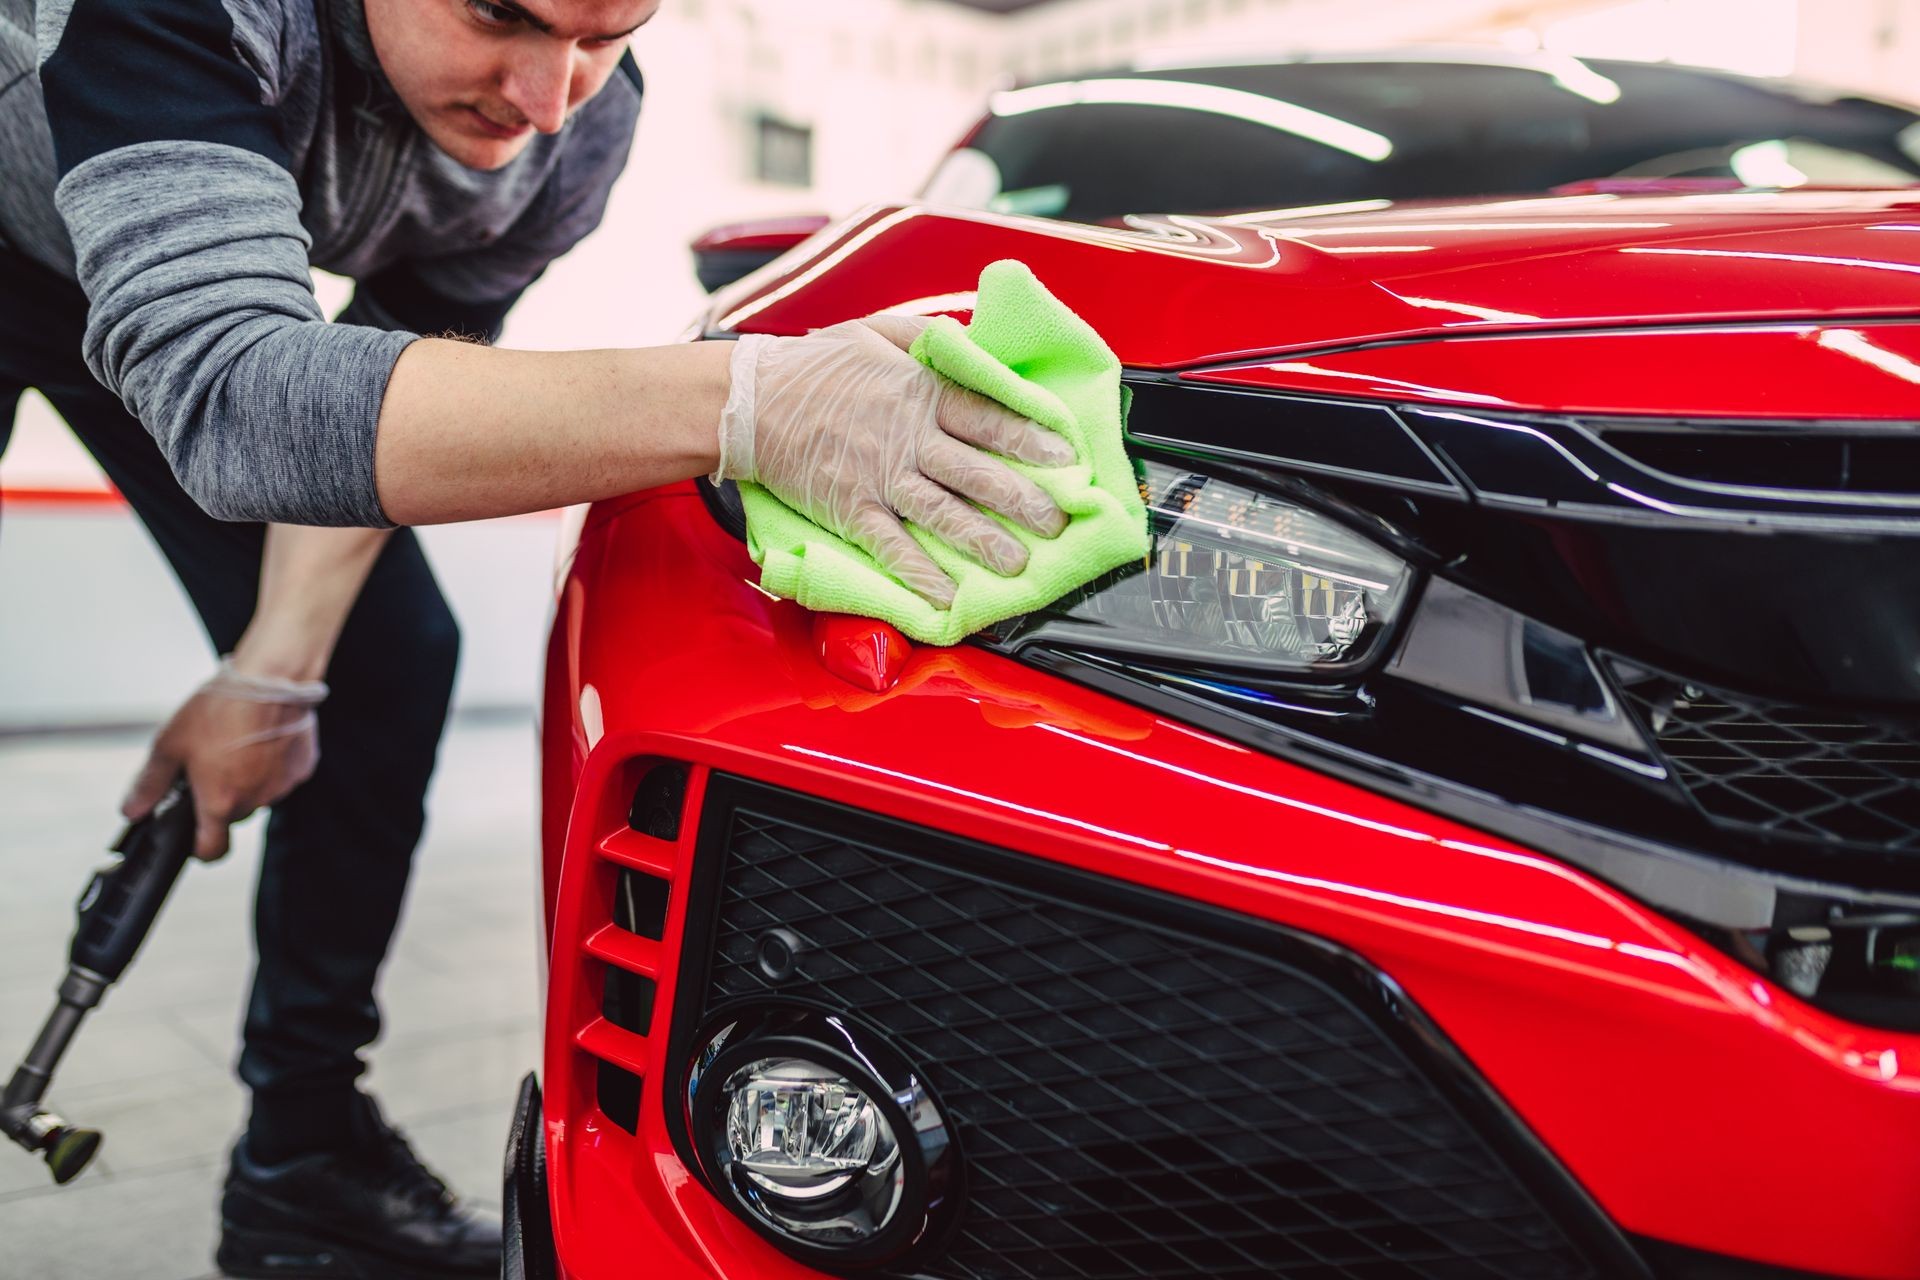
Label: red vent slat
xmin=583 ymin=924 xmax=663 ymax=978
xmin=596 ymin=827 xmax=677 ymax=877
xmin=575 ymin=1017 xmax=650 ymax=1075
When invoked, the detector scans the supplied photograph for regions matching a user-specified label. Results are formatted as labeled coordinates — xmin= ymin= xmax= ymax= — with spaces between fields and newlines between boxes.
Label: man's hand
xmin=122 ymin=524 xmax=381 ymax=860
xmin=122 ymin=660 xmax=327 ymax=860
xmin=714 ymin=316 xmax=1074 ymax=608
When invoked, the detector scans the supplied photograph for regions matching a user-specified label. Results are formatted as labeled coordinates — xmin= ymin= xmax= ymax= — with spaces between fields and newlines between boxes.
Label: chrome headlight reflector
xmin=724 ymin=1057 xmax=901 ymax=1209
xmin=1006 ymin=460 xmax=1412 ymax=673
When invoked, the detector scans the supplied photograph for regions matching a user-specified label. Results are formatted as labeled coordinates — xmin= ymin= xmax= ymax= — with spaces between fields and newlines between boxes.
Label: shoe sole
xmin=217 ymin=1224 xmax=493 ymax=1279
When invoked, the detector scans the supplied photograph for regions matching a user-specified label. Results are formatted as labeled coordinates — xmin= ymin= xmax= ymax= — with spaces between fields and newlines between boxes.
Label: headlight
xmin=1000 ymin=460 xmax=1412 ymax=673
xmin=683 ymin=1005 xmax=960 ymax=1271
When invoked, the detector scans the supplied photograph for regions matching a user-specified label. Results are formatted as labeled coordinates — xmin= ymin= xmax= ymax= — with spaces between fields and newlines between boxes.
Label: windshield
xmin=924 ymin=59 xmax=1920 ymax=224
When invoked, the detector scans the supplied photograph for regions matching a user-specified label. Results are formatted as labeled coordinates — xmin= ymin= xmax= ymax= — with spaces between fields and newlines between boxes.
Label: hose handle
xmin=68 ymin=783 xmax=196 ymax=982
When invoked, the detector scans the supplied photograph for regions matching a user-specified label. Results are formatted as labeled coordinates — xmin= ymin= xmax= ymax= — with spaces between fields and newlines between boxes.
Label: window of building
xmin=753 ymin=115 xmax=813 ymax=187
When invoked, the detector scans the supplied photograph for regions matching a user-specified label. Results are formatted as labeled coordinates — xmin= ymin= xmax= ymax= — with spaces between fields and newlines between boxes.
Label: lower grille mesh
xmin=683 ymin=783 xmax=1611 ymax=1280
xmin=1611 ymin=662 xmax=1920 ymax=855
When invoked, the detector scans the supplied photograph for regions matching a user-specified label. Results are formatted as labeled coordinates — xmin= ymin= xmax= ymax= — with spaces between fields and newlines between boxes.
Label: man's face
xmin=365 ymin=0 xmax=660 ymax=171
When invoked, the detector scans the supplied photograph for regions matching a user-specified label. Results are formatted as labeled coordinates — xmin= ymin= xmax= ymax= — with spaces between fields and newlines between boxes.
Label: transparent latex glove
xmin=121 ymin=659 xmax=328 ymax=860
xmin=715 ymin=315 xmax=1075 ymax=608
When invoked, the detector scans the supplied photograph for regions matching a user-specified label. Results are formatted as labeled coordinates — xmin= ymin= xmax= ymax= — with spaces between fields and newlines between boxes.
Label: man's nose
xmin=501 ymin=43 xmax=577 ymax=134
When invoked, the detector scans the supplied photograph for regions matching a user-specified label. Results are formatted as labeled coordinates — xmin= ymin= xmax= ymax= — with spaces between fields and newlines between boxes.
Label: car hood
xmin=704 ymin=189 xmax=1920 ymax=368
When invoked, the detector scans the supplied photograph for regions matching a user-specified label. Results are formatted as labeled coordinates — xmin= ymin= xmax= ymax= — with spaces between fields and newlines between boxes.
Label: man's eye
xmin=468 ymin=0 xmax=517 ymax=26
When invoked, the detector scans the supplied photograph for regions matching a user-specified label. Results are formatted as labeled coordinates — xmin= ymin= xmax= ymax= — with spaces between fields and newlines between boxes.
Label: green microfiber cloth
xmin=740 ymin=259 xmax=1150 ymax=647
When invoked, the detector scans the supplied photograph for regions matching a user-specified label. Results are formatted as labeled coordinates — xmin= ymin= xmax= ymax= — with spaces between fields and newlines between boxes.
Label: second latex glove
xmin=121 ymin=659 xmax=328 ymax=860
xmin=715 ymin=316 xmax=1075 ymax=608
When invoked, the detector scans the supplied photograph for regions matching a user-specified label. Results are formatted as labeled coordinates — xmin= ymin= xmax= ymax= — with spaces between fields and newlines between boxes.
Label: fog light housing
xmin=683 ymin=1005 xmax=959 ymax=1270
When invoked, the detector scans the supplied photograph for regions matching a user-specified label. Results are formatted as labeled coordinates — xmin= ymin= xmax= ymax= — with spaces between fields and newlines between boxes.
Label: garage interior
xmin=4 ymin=1 xmax=1918 ymax=1277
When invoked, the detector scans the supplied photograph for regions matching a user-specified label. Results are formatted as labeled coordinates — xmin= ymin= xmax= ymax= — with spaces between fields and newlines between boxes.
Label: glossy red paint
xmin=702 ymin=192 xmax=1920 ymax=368
xmin=1184 ymin=321 xmax=1920 ymax=419
xmin=811 ymin=613 xmax=911 ymax=692
xmin=538 ymin=483 xmax=1920 ymax=1280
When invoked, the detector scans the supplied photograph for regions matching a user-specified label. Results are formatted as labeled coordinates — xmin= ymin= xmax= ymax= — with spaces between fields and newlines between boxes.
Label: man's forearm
xmin=230 ymin=524 xmax=392 ymax=680
xmin=373 ymin=337 xmax=733 ymax=526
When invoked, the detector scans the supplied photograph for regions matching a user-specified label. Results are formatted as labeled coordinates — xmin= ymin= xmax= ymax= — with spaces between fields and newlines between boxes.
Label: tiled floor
xmin=0 ymin=715 xmax=543 ymax=1279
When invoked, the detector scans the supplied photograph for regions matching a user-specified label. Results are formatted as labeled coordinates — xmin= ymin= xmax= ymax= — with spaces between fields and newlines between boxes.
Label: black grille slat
xmin=1612 ymin=665 xmax=1920 ymax=854
xmin=683 ymin=795 xmax=1613 ymax=1280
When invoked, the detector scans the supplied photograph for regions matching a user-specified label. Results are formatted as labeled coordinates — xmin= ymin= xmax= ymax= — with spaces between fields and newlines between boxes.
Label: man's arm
xmin=39 ymin=1 xmax=1064 ymax=587
xmin=40 ymin=0 xmax=418 ymax=527
xmin=39 ymin=0 xmax=660 ymax=528
xmin=372 ymin=338 xmax=730 ymax=524
xmin=388 ymin=316 xmax=1074 ymax=608
xmin=237 ymin=524 xmax=392 ymax=681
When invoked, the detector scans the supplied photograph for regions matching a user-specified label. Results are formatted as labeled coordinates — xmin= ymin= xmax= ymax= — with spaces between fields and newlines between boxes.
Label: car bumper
xmin=530 ymin=483 xmax=1920 ymax=1280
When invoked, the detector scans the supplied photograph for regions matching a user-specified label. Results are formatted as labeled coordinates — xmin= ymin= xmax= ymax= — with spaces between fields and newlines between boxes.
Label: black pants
xmin=0 ymin=249 xmax=459 ymax=1145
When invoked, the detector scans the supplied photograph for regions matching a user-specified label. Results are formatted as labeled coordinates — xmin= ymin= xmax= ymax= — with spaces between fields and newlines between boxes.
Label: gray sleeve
xmin=57 ymin=142 xmax=415 ymax=527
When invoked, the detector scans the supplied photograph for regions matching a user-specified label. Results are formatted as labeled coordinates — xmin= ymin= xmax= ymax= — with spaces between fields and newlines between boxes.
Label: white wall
xmin=1794 ymin=0 xmax=1920 ymax=104
xmin=0 ymin=501 xmax=562 ymax=730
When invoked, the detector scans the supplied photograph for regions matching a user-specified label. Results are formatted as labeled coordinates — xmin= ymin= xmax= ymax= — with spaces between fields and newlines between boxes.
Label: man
xmin=1 ymin=0 xmax=1072 ymax=1273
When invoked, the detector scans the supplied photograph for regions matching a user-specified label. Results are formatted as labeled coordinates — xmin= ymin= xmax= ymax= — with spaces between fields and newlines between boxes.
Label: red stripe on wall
xmin=0 ymin=486 xmax=125 ymax=508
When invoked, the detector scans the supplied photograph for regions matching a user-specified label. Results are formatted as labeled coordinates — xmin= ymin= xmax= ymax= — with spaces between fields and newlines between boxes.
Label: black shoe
xmin=217 ymin=1102 xmax=499 ymax=1278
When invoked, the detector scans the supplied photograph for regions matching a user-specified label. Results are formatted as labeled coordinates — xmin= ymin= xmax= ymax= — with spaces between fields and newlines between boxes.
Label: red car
xmin=509 ymin=56 xmax=1920 ymax=1280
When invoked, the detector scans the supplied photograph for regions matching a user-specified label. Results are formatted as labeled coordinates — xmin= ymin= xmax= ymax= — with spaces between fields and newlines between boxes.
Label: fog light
xmin=725 ymin=1057 xmax=901 ymax=1209
xmin=682 ymin=1006 xmax=959 ymax=1270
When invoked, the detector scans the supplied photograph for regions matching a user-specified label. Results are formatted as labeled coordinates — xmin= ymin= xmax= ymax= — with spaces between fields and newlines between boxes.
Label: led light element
xmin=998 ymin=461 xmax=1411 ymax=673
xmin=724 ymin=1058 xmax=900 ymax=1205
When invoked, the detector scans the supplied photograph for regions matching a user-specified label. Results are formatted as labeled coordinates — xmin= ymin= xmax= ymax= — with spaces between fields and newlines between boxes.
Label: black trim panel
xmin=502 ymin=1072 xmax=557 ymax=1280
xmin=1025 ymin=645 xmax=1920 ymax=917
xmin=1126 ymin=380 xmax=1464 ymax=496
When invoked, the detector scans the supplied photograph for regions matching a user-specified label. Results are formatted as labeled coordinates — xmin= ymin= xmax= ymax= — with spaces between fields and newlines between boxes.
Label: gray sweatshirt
xmin=0 ymin=0 xmax=641 ymax=525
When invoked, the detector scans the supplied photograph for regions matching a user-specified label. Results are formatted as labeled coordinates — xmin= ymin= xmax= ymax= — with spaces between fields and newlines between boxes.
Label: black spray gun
xmin=2 ymin=782 xmax=197 ymax=1183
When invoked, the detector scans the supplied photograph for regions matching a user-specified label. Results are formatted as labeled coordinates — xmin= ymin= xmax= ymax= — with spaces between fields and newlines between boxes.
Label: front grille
xmin=672 ymin=777 xmax=1631 ymax=1280
xmin=1611 ymin=662 xmax=1920 ymax=855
